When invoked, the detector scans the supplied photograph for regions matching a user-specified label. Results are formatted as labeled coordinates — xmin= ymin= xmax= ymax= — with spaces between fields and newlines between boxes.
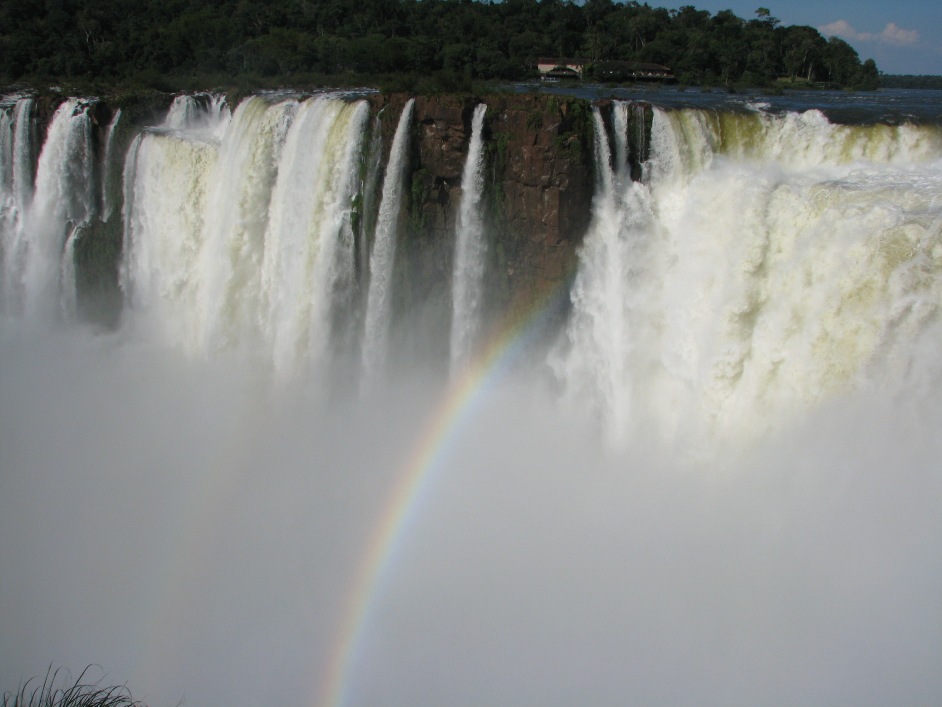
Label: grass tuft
xmin=2 ymin=667 xmax=146 ymax=707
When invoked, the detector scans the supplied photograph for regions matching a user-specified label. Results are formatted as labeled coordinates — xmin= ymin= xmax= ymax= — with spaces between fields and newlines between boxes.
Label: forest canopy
xmin=0 ymin=0 xmax=880 ymax=91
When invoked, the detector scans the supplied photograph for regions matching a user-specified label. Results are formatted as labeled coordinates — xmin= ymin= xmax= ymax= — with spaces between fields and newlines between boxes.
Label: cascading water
xmin=555 ymin=104 xmax=659 ymax=446
xmin=560 ymin=101 xmax=942 ymax=449
xmin=0 ymin=101 xmax=18 ymax=309
xmin=610 ymin=100 xmax=631 ymax=186
xmin=449 ymin=103 xmax=489 ymax=374
xmin=58 ymin=223 xmax=82 ymax=316
xmin=361 ymin=98 xmax=414 ymax=389
xmin=0 ymin=107 xmax=12 ymax=188
xmin=164 ymin=94 xmax=199 ymax=129
xmin=118 ymin=133 xmax=145 ymax=304
xmin=122 ymin=92 xmax=367 ymax=377
xmin=192 ymin=95 xmax=298 ymax=354
xmin=99 ymin=108 xmax=122 ymax=222
xmin=359 ymin=110 xmax=386 ymax=281
xmin=6 ymin=98 xmax=96 ymax=319
xmin=12 ymin=97 xmax=34 ymax=213
xmin=18 ymin=91 xmax=937 ymax=421
xmin=260 ymin=97 xmax=368 ymax=377
xmin=164 ymin=93 xmax=231 ymax=140
xmin=1 ymin=97 xmax=36 ymax=313
xmin=121 ymin=106 xmax=224 ymax=346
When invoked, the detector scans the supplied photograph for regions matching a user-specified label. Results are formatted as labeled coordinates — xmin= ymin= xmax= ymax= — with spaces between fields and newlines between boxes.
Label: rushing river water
xmin=1 ymin=88 xmax=941 ymax=706
xmin=519 ymin=83 xmax=942 ymax=123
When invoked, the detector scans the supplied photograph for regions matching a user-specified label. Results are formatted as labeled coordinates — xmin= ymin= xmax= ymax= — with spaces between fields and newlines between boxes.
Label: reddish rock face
xmin=414 ymin=95 xmax=469 ymax=183
xmin=368 ymin=91 xmax=595 ymax=328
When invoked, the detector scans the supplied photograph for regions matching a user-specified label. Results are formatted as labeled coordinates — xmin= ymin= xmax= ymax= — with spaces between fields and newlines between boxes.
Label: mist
xmin=1 ymin=317 xmax=940 ymax=707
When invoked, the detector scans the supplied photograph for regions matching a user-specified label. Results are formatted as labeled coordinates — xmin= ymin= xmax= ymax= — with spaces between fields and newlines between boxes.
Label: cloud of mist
xmin=1 ymin=321 xmax=940 ymax=706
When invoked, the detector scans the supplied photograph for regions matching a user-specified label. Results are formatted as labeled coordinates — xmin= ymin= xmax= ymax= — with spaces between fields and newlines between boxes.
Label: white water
xmin=0 ymin=103 xmax=17 ymax=309
xmin=164 ymin=93 xmax=231 ymax=141
xmin=450 ymin=103 xmax=489 ymax=374
xmin=8 ymin=99 xmax=96 ymax=319
xmin=555 ymin=105 xmax=659 ymax=445
xmin=192 ymin=95 xmax=296 ymax=353
xmin=58 ymin=223 xmax=81 ymax=317
xmin=0 ymin=102 xmax=15 ymax=195
xmin=611 ymin=100 xmax=631 ymax=185
xmin=360 ymin=110 xmax=386 ymax=282
xmin=122 ymin=93 xmax=367 ymax=378
xmin=12 ymin=97 xmax=34 ymax=212
xmin=361 ymin=98 xmax=414 ymax=389
xmin=1 ymin=93 xmax=941 ymax=707
xmin=164 ymin=94 xmax=200 ymax=129
xmin=1 ymin=98 xmax=35 ymax=312
xmin=100 ymin=108 xmax=122 ymax=221
xmin=260 ymin=97 xmax=367 ymax=378
xmin=121 ymin=115 xmax=221 ymax=346
xmin=561 ymin=102 xmax=942 ymax=451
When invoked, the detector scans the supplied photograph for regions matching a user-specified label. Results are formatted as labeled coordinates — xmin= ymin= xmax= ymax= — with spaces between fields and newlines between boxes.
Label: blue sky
xmin=651 ymin=1 xmax=942 ymax=75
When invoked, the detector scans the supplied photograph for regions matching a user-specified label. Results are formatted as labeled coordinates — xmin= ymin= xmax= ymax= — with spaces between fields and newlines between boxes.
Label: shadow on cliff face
xmin=1 ymin=321 xmax=940 ymax=706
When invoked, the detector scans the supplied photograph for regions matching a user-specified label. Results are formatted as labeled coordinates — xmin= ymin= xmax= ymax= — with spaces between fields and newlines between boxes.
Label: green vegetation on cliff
xmin=0 ymin=0 xmax=879 ymax=91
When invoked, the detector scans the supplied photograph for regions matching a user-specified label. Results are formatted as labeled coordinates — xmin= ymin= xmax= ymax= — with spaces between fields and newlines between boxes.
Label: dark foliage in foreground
xmin=2 ymin=668 xmax=145 ymax=707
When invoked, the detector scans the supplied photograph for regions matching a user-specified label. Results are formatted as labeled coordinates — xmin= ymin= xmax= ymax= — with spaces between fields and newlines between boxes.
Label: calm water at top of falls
xmin=515 ymin=84 xmax=942 ymax=124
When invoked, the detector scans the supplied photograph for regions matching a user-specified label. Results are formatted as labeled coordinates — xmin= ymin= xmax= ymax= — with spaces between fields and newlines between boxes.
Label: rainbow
xmin=319 ymin=278 xmax=572 ymax=707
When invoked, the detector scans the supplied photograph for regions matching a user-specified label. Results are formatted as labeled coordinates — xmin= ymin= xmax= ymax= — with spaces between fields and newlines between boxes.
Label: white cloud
xmin=819 ymin=19 xmax=920 ymax=46
xmin=819 ymin=19 xmax=858 ymax=40
xmin=879 ymin=22 xmax=920 ymax=46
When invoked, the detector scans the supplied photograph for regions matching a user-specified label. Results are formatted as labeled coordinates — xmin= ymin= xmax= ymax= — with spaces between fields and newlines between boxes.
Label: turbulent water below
xmin=1 ymin=89 xmax=941 ymax=706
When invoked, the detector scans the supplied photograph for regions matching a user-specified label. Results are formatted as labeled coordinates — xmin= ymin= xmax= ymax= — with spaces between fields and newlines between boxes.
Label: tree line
xmin=879 ymin=75 xmax=942 ymax=90
xmin=0 ymin=0 xmax=880 ymax=91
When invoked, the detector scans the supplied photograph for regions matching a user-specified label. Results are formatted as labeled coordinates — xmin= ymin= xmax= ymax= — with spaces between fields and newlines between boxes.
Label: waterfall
xmin=260 ymin=96 xmax=368 ymax=377
xmin=555 ymin=103 xmax=657 ymax=445
xmin=118 ymin=133 xmax=144 ymax=306
xmin=17 ymin=99 xmax=95 ymax=319
xmin=164 ymin=93 xmax=231 ymax=140
xmin=359 ymin=110 xmax=386 ymax=281
xmin=121 ymin=106 xmax=223 ymax=346
xmin=164 ymin=94 xmax=199 ymax=129
xmin=100 ymin=108 xmax=122 ymax=221
xmin=0 ymin=102 xmax=15 ymax=310
xmin=559 ymin=102 xmax=942 ymax=449
xmin=361 ymin=98 xmax=414 ymax=389
xmin=611 ymin=100 xmax=630 ymax=187
xmin=3 ymin=88 xmax=941 ymax=428
xmin=122 ymin=93 xmax=368 ymax=376
xmin=1 ymin=97 xmax=34 ymax=312
xmin=192 ymin=96 xmax=296 ymax=353
xmin=58 ymin=223 xmax=82 ymax=316
xmin=449 ymin=103 xmax=489 ymax=374
xmin=0 ymin=104 xmax=13 ymax=197
xmin=12 ymin=97 xmax=34 ymax=213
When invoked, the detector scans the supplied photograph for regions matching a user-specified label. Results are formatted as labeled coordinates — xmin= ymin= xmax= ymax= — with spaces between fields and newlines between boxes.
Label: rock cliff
xmin=367 ymin=92 xmax=596 ymax=348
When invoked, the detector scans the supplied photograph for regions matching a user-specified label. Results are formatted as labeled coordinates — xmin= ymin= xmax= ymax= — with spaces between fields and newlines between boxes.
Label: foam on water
xmin=560 ymin=103 xmax=942 ymax=450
